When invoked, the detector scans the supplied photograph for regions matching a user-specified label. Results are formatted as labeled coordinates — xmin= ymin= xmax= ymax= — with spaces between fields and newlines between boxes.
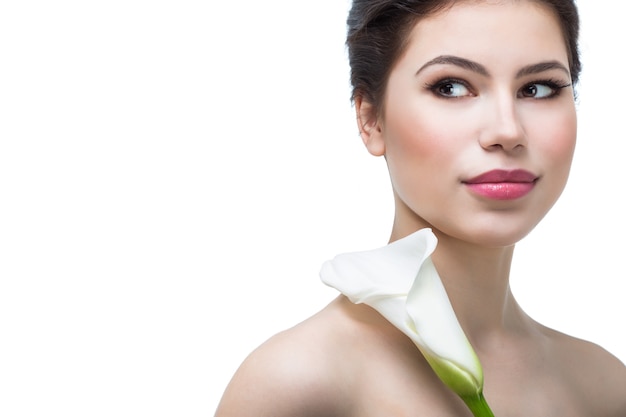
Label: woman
xmin=215 ymin=1 xmax=626 ymax=415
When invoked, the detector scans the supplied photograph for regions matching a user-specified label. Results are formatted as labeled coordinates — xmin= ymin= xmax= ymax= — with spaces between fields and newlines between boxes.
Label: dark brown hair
xmin=346 ymin=0 xmax=581 ymax=113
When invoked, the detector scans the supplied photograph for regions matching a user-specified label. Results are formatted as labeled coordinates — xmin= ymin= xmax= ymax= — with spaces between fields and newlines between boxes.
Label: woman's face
xmin=362 ymin=0 xmax=577 ymax=247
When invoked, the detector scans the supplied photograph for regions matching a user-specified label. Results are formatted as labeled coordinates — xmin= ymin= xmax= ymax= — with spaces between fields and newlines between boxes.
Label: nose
xmin=478 ymin=94 xmax=527 ymax=152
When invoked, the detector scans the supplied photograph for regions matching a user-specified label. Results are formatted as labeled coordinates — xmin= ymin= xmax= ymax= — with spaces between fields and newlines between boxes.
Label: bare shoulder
xmin=543 ymin=326 xmax=626 ymax=416
xmin=215 ymin=296 xmax=465 ymax=417
xmin=214 ymin=296 xmax=360 ymax=417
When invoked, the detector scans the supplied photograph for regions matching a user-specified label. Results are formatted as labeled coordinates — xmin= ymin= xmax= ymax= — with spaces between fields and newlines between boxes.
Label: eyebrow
xmin=515 ymin=61 xmax=570 ymax=78
xmin=415 ymin=55 xmax=570 ymax=79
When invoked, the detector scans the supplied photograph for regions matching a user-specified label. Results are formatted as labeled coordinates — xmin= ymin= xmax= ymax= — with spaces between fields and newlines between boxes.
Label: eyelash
xmin=519 ymin=78 xmax=572 ymax=99
xmin=423 ymin=78 xmax=572 ymax=99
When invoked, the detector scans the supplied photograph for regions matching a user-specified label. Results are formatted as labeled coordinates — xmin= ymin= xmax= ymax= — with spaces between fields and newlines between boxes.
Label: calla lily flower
xmin=320 ymin=228 xmax=495 ymax=417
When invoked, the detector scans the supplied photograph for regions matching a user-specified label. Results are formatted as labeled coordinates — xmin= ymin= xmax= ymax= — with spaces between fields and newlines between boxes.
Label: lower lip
xmin=464 ymin=182 xmax=535 ymax=200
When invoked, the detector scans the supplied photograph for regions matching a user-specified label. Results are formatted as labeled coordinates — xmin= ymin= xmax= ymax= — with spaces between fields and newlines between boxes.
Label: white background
xmin=1 ymin=1 xmax=624 ymax=416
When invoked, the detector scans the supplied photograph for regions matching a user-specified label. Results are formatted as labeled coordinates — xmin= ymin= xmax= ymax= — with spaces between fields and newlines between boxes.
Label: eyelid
xmin=423 ymin=77 xmax=470 ymax=88
xmin=523 ymin=78 xmax=571 ymax=88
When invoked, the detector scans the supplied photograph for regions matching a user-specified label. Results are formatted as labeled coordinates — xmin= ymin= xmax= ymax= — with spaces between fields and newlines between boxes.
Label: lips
xmin=463 ymin=169 xmax=538 ymax=200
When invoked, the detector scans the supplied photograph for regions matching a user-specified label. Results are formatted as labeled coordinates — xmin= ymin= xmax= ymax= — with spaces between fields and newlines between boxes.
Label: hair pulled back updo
xmin=346 ymin=0 xmax=580 ymax=114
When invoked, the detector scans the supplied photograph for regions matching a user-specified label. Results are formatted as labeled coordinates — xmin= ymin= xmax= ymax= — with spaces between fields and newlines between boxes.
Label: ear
xmin=355 ymin=96 xmax=385 ymax=157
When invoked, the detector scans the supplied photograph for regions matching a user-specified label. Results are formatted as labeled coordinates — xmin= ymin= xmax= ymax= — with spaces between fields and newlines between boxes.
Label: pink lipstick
xmin=463 ymin=169 xmax=538 ymax=200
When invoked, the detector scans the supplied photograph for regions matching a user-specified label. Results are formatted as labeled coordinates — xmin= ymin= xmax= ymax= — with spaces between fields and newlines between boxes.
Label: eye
xmin=519 ymin=80 xmax=571 ymax=99
xmin=426 ymin=79 xmax=473 ymax=98
xmin=519 ymin=83 xmax=554 ymax=98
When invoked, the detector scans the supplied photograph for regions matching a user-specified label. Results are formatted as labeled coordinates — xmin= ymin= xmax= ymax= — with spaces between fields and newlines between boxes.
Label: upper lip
xmin=463 ymin=169 xmax=538 ymax=184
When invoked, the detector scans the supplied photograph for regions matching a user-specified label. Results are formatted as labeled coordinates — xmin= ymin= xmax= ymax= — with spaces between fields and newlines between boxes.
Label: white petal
xmin=406 ymin=257 xmax=483 ymax=386
xmin=320 ymin=229 xmax=436 ymax=301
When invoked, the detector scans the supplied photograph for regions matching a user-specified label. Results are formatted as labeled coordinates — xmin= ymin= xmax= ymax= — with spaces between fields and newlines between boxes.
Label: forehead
xmin=402 ymin=1 xmax=568 ymax=71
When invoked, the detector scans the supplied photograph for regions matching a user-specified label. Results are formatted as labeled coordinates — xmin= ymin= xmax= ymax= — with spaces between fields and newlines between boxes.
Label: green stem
xmin=462 ymin=392 xmax=495 ymax=417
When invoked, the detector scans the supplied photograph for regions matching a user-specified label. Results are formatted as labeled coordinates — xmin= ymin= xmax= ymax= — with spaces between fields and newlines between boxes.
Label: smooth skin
xmin=215 ymin=1 xmax=626 ymax=416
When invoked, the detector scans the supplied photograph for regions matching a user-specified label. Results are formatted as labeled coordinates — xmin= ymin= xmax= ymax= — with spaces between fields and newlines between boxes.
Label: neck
xmin=391 ymin=224 xmax=530 ymax=347
xmin=387 ymin=197 xmax=534 ymax=346
xmin=432 ymin=233 xmax=532 ymax=351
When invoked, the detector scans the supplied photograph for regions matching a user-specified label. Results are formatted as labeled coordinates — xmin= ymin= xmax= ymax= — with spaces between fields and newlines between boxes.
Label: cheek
xmin=536 ymin=109 xmax=577 ymax=170
xmin=382 ymin=112 xmax=467 ymax=219
xmin=383 ymin=101 xmax=466 ymax=163
xmin=384 ymin=120 xmax=455 ymax=189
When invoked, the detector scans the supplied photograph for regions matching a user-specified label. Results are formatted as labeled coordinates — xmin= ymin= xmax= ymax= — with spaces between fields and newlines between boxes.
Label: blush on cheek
xmin=529 ymin=107 xmax=576 ymax=155
xmin=543 ymin=116 xmax=577 ymax=159
xmin=385 ymin=113 xmax=456 ymax=160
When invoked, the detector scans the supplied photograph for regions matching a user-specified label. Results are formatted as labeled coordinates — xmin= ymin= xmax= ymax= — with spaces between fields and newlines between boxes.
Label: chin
xmin=434 ymin=217 xmax=542 ymax=249
xmin=471 ymin=231 xmax=530 ymax=249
